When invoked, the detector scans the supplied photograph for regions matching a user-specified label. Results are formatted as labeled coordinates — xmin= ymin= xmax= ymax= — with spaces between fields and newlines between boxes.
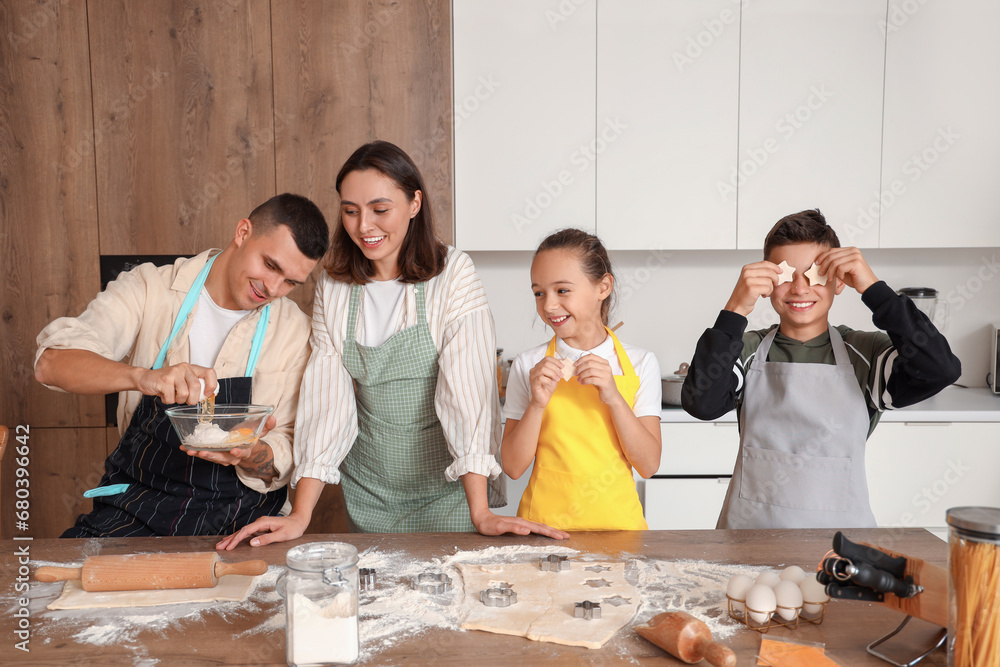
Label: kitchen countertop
xmin=3 ymin=529 xmax=949 ymax=665
xmin=661 ymin=385 xmax=1000 ymax=423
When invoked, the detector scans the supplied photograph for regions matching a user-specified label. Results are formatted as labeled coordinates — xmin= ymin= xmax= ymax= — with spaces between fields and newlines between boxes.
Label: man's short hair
xmin=763 ymin=209 xmax=840 ymax=260
xmin=249 ymin=193 xmax=330 ymax=260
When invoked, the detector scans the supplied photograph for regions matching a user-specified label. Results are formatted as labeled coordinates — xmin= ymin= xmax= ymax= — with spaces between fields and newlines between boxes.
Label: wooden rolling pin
xmin=35 ymin=552 xmax=267 ymax=592
xmin=635 ymin=611 xmax=736 ymax=667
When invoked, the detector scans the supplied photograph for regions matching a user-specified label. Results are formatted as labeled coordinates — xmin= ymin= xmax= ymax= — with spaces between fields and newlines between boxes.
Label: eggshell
xmin=773 ymin=580 xmax=803 ymax=621
xmin=726 ymin=574 xmax=754 ymax=612
xmin=745 ymin=583 xmax=777 ymax=625
xmin=799 ymin=575 xmax=830 ymax=615
xmin=755 ymin=571 xmax=781 ymax=589
xmin=779 ymin=565 xmax=807 ymax=585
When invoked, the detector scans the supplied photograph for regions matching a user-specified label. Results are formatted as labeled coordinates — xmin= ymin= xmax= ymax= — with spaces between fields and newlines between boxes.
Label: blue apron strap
xmin=152 ymin=254 xmax=218 ymax=371
xmin=244 ymin=304 xmax=270 ymax=377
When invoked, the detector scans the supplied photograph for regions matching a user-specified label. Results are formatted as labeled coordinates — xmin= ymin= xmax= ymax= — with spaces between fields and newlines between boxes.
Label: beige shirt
xmin=294 ymin=247 xmax=504 ymax=503
xmin=35 ymin=249 xmax=311 ymax=494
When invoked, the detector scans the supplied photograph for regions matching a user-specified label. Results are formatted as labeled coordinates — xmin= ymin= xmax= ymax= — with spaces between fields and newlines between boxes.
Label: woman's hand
xmin=215 ymin=513 xmax=310 ymax=550
xmin=527 ymin=357 xmax=566 ymax=409
xmin=574 ymin=354 xmax=623 ymax=407
xmin=471 ymin=507 xmax=570 ymax=540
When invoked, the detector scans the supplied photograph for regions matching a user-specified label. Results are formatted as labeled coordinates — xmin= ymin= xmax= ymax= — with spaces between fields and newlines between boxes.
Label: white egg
xmin=726 ymin=574 xmax=754 ymax=612
xmin=773 ymin=580 xmax=803 ymax=620
xmin=778 ymin=565 xmax=807 ymax=585
xmin=755 ymin=570 xmax=781 ymax=588
xmin=745 ymin=583 xmax=777 ymax=625
xmin=799 ymin=575 xmax=830 ymax=615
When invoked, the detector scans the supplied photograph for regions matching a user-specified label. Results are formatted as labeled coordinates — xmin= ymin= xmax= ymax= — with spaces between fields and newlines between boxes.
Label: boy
xmin=681 ymin=209 xmax=961 ymax=529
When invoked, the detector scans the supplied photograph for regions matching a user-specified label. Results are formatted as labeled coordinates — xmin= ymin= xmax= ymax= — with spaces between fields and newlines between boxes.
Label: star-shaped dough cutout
xmin=804 ymin=262 xmax=827 ymax=286
xmin=776 ymin=260 xmax=795 ymax=285
xmin=557 ymin=357 xmax=574 ymax=381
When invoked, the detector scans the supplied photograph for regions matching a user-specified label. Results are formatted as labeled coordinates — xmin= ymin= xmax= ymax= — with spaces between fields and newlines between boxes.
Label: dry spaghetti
xmin=949 ymin=529 xmax=1000 ymax=666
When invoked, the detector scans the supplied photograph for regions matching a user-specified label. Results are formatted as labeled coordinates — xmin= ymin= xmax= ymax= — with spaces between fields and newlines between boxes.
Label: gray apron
xmin=717 ymin=326 xmax=877 ymax=529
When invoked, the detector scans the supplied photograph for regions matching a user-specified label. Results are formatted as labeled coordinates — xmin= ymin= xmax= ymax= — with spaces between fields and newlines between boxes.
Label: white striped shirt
xmin=293 ymin=247 xmax=504 ymax=488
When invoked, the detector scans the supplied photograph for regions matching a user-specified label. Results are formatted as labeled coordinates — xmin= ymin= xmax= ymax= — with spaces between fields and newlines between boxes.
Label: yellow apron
xmin=517 ymin=329 xmax=648 ymax=530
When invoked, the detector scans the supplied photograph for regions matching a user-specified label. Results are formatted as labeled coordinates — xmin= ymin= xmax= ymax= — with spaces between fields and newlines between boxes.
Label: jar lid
xmin=946 ymin=506 xmax=1000 ymax=538
xmin=898 ymin=287 xmax=938 ymax=298
xmin=285 ymin=541 xmax=358 ymax=572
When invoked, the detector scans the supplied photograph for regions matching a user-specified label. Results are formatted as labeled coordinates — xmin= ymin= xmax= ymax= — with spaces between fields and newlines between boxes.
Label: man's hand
xmin=815 ymin=246 xmax=878 ymax=295
xmin=724 ymin=261 xmax=782 ymax=316
xmin=182 ymin=416 xmax=278 ymax=484
xmin=136 ymin=363 xmax=217 ymax=404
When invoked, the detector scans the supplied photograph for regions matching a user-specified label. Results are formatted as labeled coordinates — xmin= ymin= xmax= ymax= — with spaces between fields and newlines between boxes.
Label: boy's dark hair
xmin=763 ymin=209 xmax=840 ymax=260
xmin=535 ymin=228 xmax=616 ymax=326
xmin=326 ymin=140 xmax=448 ymax=285
xmin=248 ymin=193 xmax=330 ymax=260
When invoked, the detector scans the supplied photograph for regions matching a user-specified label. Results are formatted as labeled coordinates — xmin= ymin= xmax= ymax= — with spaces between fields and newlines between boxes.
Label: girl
xmin=501 ymin=229 xmax=662 ymax=530
xmin=218 ymin=141 xmax=567 ymax=548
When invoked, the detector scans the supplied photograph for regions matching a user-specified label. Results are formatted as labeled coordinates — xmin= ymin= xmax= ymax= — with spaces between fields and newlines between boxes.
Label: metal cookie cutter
xmin=480 ymin=586 xmax=517 ymax=607
xmin=539 ymin=554 xmax=570 ymax=571
xmin=359 ymin=568 xmax=376 ymax=591
xmin=412 ymin=570 xmax=452 ymax=594
xmin=574 ymin=600 xmax=602 ymax=620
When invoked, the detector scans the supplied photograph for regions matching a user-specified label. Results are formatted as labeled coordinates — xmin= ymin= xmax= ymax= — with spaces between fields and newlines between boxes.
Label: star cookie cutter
xmin=359 ymin=568 xmax=376 ymax=591
xmin=539 ymin=554 xmax=570 ymax=571
xmin=480 ymin=586 xmax=517 ymax=607
xmin=412 ymin=570 xmax=452 ymax=594
xmin=574 ymin=600 xmax=602 ymax=620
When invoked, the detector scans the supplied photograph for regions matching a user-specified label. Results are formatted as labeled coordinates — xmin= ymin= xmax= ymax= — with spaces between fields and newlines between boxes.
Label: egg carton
xmin=726 ymin=594 xmax=828 ymax=633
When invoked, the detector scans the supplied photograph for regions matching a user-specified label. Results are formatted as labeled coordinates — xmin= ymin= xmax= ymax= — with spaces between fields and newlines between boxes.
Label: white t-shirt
xmin=359 ymin=279 xmax=407 ymax=347
xmin=188 ymin=289 xmax=251 ymax=368
xmin=503 ymin=335 xmax=662 ymax=420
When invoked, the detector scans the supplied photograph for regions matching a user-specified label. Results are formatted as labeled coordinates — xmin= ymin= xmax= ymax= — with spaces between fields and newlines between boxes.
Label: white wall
xmin=471 ymin=246 xmax=1000 ymax=388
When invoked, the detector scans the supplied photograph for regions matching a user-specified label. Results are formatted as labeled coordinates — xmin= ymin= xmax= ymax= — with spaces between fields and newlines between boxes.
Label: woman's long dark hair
xmin=326 ymin=140 xmax=448 ymax=284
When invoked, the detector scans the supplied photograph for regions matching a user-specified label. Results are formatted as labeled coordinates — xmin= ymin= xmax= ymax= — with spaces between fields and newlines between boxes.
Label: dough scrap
xmin=458 ymin=561 xmax=637 ymax=649
xmin=47 ymin=575 xmax=255 ymax=610
xmin=804 ymin=262 xmax=827 ymax=286
xmin=776 ymin=261 xmax=795 ymax=285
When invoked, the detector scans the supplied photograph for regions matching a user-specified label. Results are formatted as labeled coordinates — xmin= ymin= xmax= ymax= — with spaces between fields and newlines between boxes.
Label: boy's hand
xmin=724 ymin=261 xmax=782 ymax=316
xmin=816 ymin=247 xmax=878 ymax=294
xmin=528 ymin=357 xmax=566 ymax=410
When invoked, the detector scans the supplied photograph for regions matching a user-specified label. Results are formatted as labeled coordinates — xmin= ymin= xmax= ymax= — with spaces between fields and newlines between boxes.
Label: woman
xmin=218 ymin=141 xmax=567 ymax=548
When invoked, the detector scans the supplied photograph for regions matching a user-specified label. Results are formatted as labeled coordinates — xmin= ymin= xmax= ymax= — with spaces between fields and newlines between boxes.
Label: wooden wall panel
xmin=87 ymin=0 xmax=276 ymax=255
xmin=0 ymin=0 xmax=103 ymax=428
xmin=0 ymin=427 xmax=107 ymax=540
xmin=271 ymin=0 xmax=454 ymax=260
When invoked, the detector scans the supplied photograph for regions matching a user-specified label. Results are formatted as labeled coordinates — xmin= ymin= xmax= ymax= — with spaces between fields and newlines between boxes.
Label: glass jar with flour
xmin=282 ymin=542 xmax=359 ymax=666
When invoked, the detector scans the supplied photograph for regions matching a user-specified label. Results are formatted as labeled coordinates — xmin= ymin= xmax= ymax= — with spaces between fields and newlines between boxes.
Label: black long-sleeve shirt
xmin=681 ymin=281 xmax=963 ymax=436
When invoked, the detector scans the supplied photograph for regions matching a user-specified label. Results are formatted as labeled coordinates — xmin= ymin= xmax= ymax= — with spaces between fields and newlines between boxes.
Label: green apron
xmin=340 ymin=282 xmax=475 ymax=532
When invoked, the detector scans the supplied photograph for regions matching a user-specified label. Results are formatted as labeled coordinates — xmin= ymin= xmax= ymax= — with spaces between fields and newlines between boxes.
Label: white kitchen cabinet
xmin=879 ymin=0 xmax=1000 ymax=248
xmin=596 ymin=0 xmax=739 ymax=250
xmin=453 ymin=1 xmax=596 ymax=251
xmin=866 ymin=422 xmax=1000 ymax=530
xmin=736 ymin=0 xmax=886 ymax=249
xmin=644 ymin=421 xmax=740 ymax=529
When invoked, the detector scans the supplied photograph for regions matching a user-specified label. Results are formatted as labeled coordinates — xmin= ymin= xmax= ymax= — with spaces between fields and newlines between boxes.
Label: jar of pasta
xmin=282 ymin=542 xmax=359 ymax=666
xmin=946 ymin=506 xmax=1000 ymax=667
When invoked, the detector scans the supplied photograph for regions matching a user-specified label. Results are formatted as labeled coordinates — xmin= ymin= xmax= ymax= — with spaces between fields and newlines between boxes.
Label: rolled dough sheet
xmin=458 ymin=561 xmax=638 ymax=649
xmin=47 ymin=575 xmax=255 ymax=610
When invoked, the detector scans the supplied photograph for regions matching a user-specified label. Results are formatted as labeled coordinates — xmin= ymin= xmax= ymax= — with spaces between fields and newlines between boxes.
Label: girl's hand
xmin=215 ymin=513 xmax=310 ymax=550
xmin=528 ymin=357 xmax=565 ymax=409
xmin=724 ymin=261 xmax=782 ymax=316
xmin=575 ymin=354 xmax=624 ymax=407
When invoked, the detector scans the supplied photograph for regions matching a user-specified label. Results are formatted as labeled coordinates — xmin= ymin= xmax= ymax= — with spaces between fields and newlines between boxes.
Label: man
xmin=35 ymin=193 xmax=329 ymax=537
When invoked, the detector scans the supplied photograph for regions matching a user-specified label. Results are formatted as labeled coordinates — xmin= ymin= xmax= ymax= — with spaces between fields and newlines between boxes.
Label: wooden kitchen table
xmin=2 ymin=528 xmax=949 ymax=665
